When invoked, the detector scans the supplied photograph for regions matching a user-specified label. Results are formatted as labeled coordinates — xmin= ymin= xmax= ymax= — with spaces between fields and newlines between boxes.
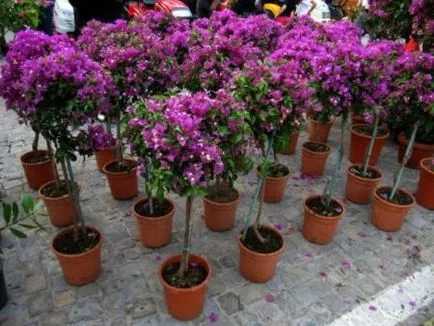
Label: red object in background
xmin=126 ymin=0 xmax=191 ymax=18
xmin=405 ymin=36 xmax=420 ymax=52
xmin=276 ymin=16 xmax=290 ymax=25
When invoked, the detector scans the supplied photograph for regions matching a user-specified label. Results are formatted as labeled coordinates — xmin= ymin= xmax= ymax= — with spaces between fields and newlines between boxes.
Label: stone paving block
xmin=217 ymin=292 xmax=244 ymax=315
xmin=24 ymin=275 xmax=47 ymax=294
xmin=27 ymin=292 xmax=53 ymax=317
xmin=54 ymin=289 xmax=77 ymax=309
xmin=0 ymin=314 xmax=25 ymax=326
xmin=68 ymin=298 xmax=103 ymax=324
xmin=234 ymin=283 xmax=270 ymax=305
xmin=40 ymin=312 xmax=68 ymax=326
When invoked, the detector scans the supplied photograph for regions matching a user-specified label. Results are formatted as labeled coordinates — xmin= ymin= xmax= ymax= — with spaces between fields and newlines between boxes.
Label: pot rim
xmin=20 ymin=150 xmax=52 ymax=166
xmin=303 ymin=195 xmax=345 ymax=220
xmin=256 ymin=165 xmax=292 ymax=181
xmin=203 ymin=188 xmax=240 ymax=206
xmin=351 ymin=124 xmax=389 ymax=140
xmin=373 ymin=185 xmax=416 ymax=208
xmin=419 ymin=158 xmax=434 ymax=174
xmin=133 ymin=197 xmax=175 ymax=220
xmin=39 ymin=180 xmax=81 ymax=201
xmin=102 ymin=158 xmax=137 ymax=176
xmin=347 ymin=164 xmax=383 ymax=181
xmin=308 ymin=117 xmax=333 ymax=125
xmin=237 ymin=224 xmax=285 ymax=256
xmin=158 ymin=253 xmax=211 ymax=293
xmin=302 ymin=141 xmax=332 ymax=154
xmin=51 ymin=225 xmax=102 ymax=258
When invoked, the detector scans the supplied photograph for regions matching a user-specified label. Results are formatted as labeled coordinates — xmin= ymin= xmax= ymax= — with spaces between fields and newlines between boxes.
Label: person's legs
xmin=40 ymin=2 xmax=55 ymax=35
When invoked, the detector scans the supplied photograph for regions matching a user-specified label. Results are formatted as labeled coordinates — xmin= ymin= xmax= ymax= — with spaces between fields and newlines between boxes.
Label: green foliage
xmin=0 ymin=0 xmax=43 ymax=38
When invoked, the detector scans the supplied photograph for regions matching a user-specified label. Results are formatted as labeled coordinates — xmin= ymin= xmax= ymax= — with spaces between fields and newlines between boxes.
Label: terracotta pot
xmin=398 ymin=133 xmax=434 ymax=169
xmin=349 ymin=124 xmax=389 ymax=165
xmin=51 ymin=226 xmax=102 ymax=286
xmin=39 ymin=180 xmax=78 ymax=227
xmin=308 ymin=118 xmax=333 ymax=143
xmin=20 ymin=150 xmax=55 ymax=190
xmin=262 ymin=172 xmax=290 ymax=204
xmin=279 ymin=132 xmax=300 ymax=155
xmin=302 ymin=195 xmax=344 ymax=245
xmin=301 ymin=142 xmax=331 ymax=176
xmin=95 ymin=148 xmax=117 ymax=172
xmin=416 ymin=158 xmax=434 ymax=209
xmin=345 ymin=165 xmax=382 ymax=204
xmin=158 ymin=254 xmax=211 ymax=321
xmin=238 ymin=225 xmax=284 ymax=282
xmin=351 ymin=114 xmax=366 ymax=125
xmin=371 ymin=186 xmax=415 ymax=232
xmin=103 ymin=159 xmax=137 ymax=200
xmin=203 ymin=190 xmax=240 ymax=231
xmin=133 ymin=197 xmax=174 ymax=248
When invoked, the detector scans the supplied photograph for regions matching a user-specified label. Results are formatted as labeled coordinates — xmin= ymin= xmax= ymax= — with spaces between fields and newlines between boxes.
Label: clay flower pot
xmin=158 ymin=254 xmax=211 ymax=321
xmin=238 ymin=225 xmax=284 ymax=282
xmin=257 ymin=165 xmax=291 ymax=203
xmin=371 ymin=186 xmax=415 ymax=232
xmin=345 ymin=164 xmax=382 ymax=205
xmin=95 ymin=148 xmax=117 ymax=172
xmin=308 ymin=118 xmax=333 ymax=143
xmin=301 ymin=142 xmax=331 ymax=176
xmin=52 ymin=226 xmax=102 ymax=286
xmin=20 ymin=150 xmax=55 ymax=190
xmin=302 ymin=195 xmax=344 ymax=245
xmin=39 ymin=180 xmax=78 ymax=227
xmin=133 ymin=197 xmax=175 ymax=248
xmin=203 ymin=190 xmax=240 ymax=232
xmin=416 ymin=158 xmax=434 ymax=209
xmin=349 ymin=124 xmax=389 ymax=165
xmin=103 ymin=159 xmax=137 ymax=200
xmin=279 ymin=131 xmax=300 ymax=155
xmin=398 ymin=133 xmax=434 ymax=169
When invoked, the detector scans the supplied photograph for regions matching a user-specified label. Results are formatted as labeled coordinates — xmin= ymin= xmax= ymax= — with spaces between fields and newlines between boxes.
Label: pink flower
xmin=304 ymin=250 xmax=314 ymax=258
xmin=265 ymin=294 xmax=276 ymax=303
xmin=341 ymin=261 xmax=351 ymax=269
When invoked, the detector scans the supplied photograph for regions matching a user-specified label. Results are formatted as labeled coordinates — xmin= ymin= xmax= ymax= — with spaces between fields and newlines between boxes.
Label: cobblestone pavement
xmin=0 ymin=99 xmax=433 ymax=326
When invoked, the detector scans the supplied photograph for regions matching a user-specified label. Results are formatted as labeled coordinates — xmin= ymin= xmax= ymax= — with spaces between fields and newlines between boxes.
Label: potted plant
xmin=346 ymin=113 xmax=383 ymax=204
xmin=87 ymin=124 xmax=116 ymax=173
xmin=278 ymin=119 xmax=303 ymax=155
xmin=16 ymin=46 xmax=114 ymax=284
xmin=371 ymin=123 xmax=418 ymax=232
xmin=1 ymin=195 xmax=46 ymax=310
xmin=416 ymin=158 xmax=434 ymax=209
xmin=303 ymin=116 xmax=347 ymax=245
xmin=386 ymin=51 xmax=434 ymax=168
xmin=234 ymin=62 xmax=313 ymax=203
xmin=141 ymin=92 xmax=228 ymax=320
xmin=0 ymin=31 xmax=74 ymax=190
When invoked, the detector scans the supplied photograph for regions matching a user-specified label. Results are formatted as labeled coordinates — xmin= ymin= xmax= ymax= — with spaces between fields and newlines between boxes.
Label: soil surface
xmin=303 ymin=142 xmax=330 ymax=153
xmin=350 ymin=166 xmax=381 ymax=179
xmin=23 ymin=152 xmax=50 ymax=164
xmin=353 ymin=125 xmax=388 ymax=137
xmin=40 ymin=181 xmax=75 ymax=198
xmin=134 ymin=198 xmax=173 ymax=217
xmin=306 ymin=196 xmax=343 ymax=217
xmin=258 ymin=164 xmax=290 ymax=178
xmin=241 ymin=226 xmax=283 ymax=254
xmin=377 ymin=187 xmax=414 ymax=205
xmin=105 ymin=160 xmax=136 ymax=173
xmin=53 ymin=227 xmax=100 ymax=255
xmin=205 ymin=184 xmax=239 ymax=203
xmin=162 ymin=262 xmax=208 ymax=288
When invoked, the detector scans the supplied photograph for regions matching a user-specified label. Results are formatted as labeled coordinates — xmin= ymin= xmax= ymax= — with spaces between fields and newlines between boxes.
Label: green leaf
xmin=10 ymin=227 xmax=27 ymax=239
xmin=3 ymin=203 xmax=11 ymax=224
xmin=22 ymin=195 xmax=34 ymax=214
xmin=19 ymin=223 xmax=37 ymax=230
xmin=12 ymin=202 xmax=19 ymax=221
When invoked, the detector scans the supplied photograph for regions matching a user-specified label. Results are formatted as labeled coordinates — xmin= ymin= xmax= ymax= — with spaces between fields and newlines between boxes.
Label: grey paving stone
xmin=24 ymin=275 xmax=47 ymax=294
xmin=125 ymin=298 xmax=157 ymax=319
xmin=27 ymin=292 xmax=53 ymax=317
xmin=40 ymin=312 xmax=68 ymax=326
xmin=68 ymin=298 xmax=103 ymax=324
xmin=217 ymin=292 xmax=244 ymax=315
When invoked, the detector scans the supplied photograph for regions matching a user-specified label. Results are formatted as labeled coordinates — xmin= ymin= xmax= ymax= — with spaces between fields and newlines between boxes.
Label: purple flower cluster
xmin=87 ymin=124 xmax=115 ymax=151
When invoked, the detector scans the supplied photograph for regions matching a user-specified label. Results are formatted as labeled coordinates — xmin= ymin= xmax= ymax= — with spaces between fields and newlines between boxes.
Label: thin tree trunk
xmin=178 ymin=196 xmax=193 ymax=277
xmin=253 ymin=186 xmax=266 ymax=243
xmin=116 ymin=118 xmax=123 ymax=163
xmin=32 ymin=132 xmax=39 ymax=151
xmin=65 ymin=158 xmax=85 ymax=228
xmin=47 ymin=139 xmax=61 ymax=187
xmin=362 ymin=114 xmax=379 ymax=175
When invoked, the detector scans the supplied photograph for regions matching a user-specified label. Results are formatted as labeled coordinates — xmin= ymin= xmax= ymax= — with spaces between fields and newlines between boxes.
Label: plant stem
xmin=362 ymin=113 xmax=379 ymax=175
xmin=46 ymin=139 xmax=60 ymax=187
xmin=389 ymin=122 xmax=419 ymax=201
xmin=116 ymin=117 xmax=123 ymax=163
xmin=65 ymin=158 xmax=85 ymax=228
xmin=32 ymin=131 xmax=39 ymax=151
xmin=253 ymin=186 xmax=266 ymax=243
xmin=178 ymin=196 xmax=193 ymax=277
xmin=324 ymin=115 xmax=347 ymax=208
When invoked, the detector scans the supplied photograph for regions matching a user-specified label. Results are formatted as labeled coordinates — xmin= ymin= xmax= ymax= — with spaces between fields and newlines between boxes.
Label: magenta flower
xmin=265 ymin=294 xmax=276 ymax=303
xmin=304 ymin=250 xmax=314 ymax=258
xmin=208 ymin=312 xmax=219 ymax=323
xmin=341 ymin=261 xmax=351 ymax=269
xmin=368 ymin=305 xmax=377 ymax=311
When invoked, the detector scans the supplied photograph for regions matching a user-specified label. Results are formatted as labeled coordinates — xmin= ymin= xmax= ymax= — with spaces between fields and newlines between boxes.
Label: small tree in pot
xmin=14 ymin=46 xmax=115 ymax=285
xmin=0 ymin=30 xmax=75 ymax=190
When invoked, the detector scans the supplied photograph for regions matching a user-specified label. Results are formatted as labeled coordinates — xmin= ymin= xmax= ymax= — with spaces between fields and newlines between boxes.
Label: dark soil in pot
xmin=258 ymin=164 xmax=290 ymax=178
xmin=40 ymin=181 xmax=75 ymax=198
xmin=205 ymin=184 xmax=238 ymax=203
xmin=162 ymin=262 xmax=208 ymax=288
xmin=105 ymin=160 xmax=136 ymax=173
xmin=134 ymin=198 xmax=173 ymax=217
xmin=349 ymin=166 xmax=382 ymax=179
xmin=241 ymin=226 xmax=283 ymax=254
xmin=305 ymin=197 xmax=343 ymax=217
xmin=53 ymin=228 xmax=101 ymax=255
xmin=353 ymin=125 xmax=388 ymax=137
xmin=377 ymin=188 xmax=414 ymax=205
xmin=303 ymin=142 xmax=330 ymax=153
xmin=22 ymin=151 xmax=50 ymax=164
